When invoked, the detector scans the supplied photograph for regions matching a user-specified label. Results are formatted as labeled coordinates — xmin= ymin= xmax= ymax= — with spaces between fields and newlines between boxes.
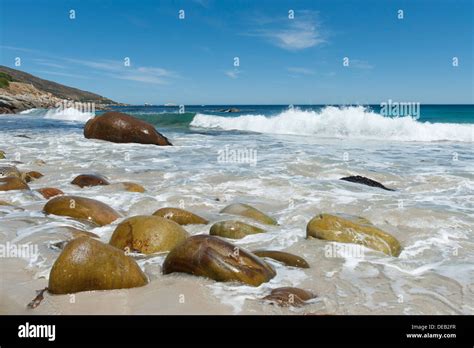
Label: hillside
xmin=0 ymin=66 xmax=120 ymax=113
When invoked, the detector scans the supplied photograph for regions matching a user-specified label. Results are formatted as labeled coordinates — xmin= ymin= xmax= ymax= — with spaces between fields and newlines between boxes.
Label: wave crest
xmin=190 ymin=106 xmax=473 ymax=142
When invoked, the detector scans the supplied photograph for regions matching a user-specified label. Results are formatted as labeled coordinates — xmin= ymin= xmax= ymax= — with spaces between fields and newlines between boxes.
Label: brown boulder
xmin=153 ymin=207 xmax=208 ymax=225
xmin=43 ymin=195 xmax=121 ymax=226
xmin=162 ymin=235 xmax=276 ymax=286
xmin=48 ymin=237 xmax=148 ymax=294
xmin=84 ymin=111 xmax=172 ymax=146
xmin=263 ymin=287 xmax=316 ymax=307
xmin=0 ymin=177 xmax=29 ymax=191
xmin=109 ymin=215 xmax=189 ymax=254
xmin=71 ymin=174 xmax=110 ymax=188
xmin=252 ymin=250 xmax=309 ymax=268
xmin=36 ymin=187 xmax=64 ymax=199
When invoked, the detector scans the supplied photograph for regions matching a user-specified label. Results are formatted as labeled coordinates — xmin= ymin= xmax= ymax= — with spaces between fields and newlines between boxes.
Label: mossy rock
xmin=306 ymin=213 xmax=402 ymax=257
xmin=0 ymin=166 xmax=21 ymax=178
xmin=210 ymin=220 xmax=265 ymax=239
xmin=252 ymin=250 xmax=309 ymax=268
xmin=0 ymin=177 xmax=30 ymax=191
xmin=0 ymin=151 xmax=5 ymax=159
xmin=43 ymin=195 xmax=121 ymax=226
xmin=48 ymin=236 xmax=148 ymax=294
xmin=153 ymin=207 xmax=208 ymax=225
xmin=220 ymin=203 xmax=277 ymax=225
xmin=162 ymin=235 xmax=276 ymax=286
xmin=109 ymin=215 xmax=189 ymax=254
xmin=263 ymin=287 xmax=316 ymax=307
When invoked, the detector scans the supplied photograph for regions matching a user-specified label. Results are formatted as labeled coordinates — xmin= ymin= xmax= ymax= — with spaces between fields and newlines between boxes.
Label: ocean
xmin=0 ymin=104 xmax=473 ymax=314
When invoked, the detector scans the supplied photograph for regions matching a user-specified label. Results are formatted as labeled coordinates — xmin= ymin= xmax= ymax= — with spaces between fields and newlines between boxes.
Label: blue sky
xmin=0 ymin=0 xmax=472 ymax=104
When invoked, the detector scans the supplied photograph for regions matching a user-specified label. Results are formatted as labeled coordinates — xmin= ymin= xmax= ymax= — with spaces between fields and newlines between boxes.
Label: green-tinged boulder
xmin=263 ymin=287 xmax=316 ymax=307
xmin=43 ymin=195 xmax=121 ymax=226
xmin=48 ymin=236 xmax=148 ymax=294
xmin=162 ymin=235 xmax=276 ymax=286
xmin=252 ymin=250 xmax=309 ymax=268
xmin=0 ymin=166 xmax=21 ymax=178
xmin=0 ymin=177 xmax=29 ymax=191
xmin=153 ymin=207 xmax=208 ymax=225
xmin=0 ymin=151 xmax=5 ymax=159
xmin=220 ymin=203 xmax=278 ymax=225
xmin=210 ymin=220 xmax=265 ymax=239
xmin=306 ymin=213 xmax=402 ymax=257
xmin=109 ymin=215 xmax=189 ymax=254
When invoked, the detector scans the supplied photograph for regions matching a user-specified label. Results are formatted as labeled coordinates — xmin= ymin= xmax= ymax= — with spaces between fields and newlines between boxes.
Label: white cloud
xmin=225 ymin=69 xmax=240 ymax=79
xmin=248 ymin=11 xmax=325 ymax=51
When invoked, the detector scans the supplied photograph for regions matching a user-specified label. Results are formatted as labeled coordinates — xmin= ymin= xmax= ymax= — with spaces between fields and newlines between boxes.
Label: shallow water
xmin=0 ymin=109 xmax=473 ymax=314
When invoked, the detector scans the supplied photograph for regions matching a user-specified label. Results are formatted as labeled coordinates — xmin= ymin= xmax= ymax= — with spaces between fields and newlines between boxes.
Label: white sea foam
xmin=190 ymin=106 xmax=474 ymax=142
xmin=43 ymin=107 xmax=94 ymax=122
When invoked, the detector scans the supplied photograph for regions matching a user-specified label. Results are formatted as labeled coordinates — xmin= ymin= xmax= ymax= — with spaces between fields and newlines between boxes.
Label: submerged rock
xmin=162 ymin=235 xmax=276 ymax=286
xmin=43 ymin=195 xmax=121 ymax=226
xmin=220 ymin=203 xmax=278 ymax=225
xmin=36 ymin=187 xmax=64 ymax=199
xmin=109 ymin=215 xmax=189 ymax=254
xmin=340 ymin=175 xmax=395 ymax=191
xmin=48 ymin=236 xmax=148 ymax=294
xmin=210 ymin=220 xmax=265 ymax=239
xmin=252 ymin=250 xmax=309 ymax=268
xmin=0 ymin=177 xmax=29 ymax=191
xmin=307 ymin=213 xmax=402 ymax=256
xmin=23 ymin=171 xmax=44 ymax=182
xmin=120 ymin=182 xmax=145 ymax=193
xmin=153 ymin=207 xmax=208 ymax=225
xmin=84 ymin=111 xmax=172 ymax=146
xmin=71 ymin=174 xmax=110 ymax=188
xmin=263 ymin=287 xmax=316 ymax=307
xmin=0 ymin=166 xmax=21 ymax=178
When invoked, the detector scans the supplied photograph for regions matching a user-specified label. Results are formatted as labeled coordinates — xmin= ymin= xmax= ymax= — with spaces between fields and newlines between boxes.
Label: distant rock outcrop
xmin=0 ymin=65 xmax=119 ymax=114
xmin=340 ymin=175 xmax=395 ymax=191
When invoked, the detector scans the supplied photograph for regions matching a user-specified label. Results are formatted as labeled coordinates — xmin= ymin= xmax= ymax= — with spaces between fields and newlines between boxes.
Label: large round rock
xmin=43 ymin=195 xmax=121 ymax=226
xmin=109 ymin=215 xmax=189 ymax=254
xmin=0 ymin=177 xmax=29 ymax=191
xmin=71 ymin=174 xmax=110 ymax=188
xmin=84 ymin=111 xmax=172 ymax=146
xmin=307 ymin=213 xmax=402 ymax=257
xmin=153 ymin=207 xmax=208 ymax=225
xmin=162 ymin=235 xmax=276 ymax=286
xmin=48 ymin=236 xmax=148 ymax=294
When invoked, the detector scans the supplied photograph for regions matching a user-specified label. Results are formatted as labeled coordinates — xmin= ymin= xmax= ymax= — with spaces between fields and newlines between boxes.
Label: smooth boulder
xmin=43 ymin=195 xmax=121 ymax=226
xmin=36 ymin=187 xmax=64 ymax=199
xmin=307 ymin=213 xmax=402 ymax=256
xmin=48 ymin=236 xmax=148 ymax=294
xmin=109 ymin=215 xmax=189 ymax=254
xmin=210 ymin=220 xmax=264 ymax=239
xmin=23 ymin=171 xmax=44 ymax=182
xmin=252 ymin=250 xmax=309 ymax=268
xmin=153 ymin=207 xmax=208 ymax=225
xmin=263 ymin=287 xmax=316 ymax=307
xmin=84 ymin=111 xmax=172 ymax=146
xmin=71 ymin=174 xmax=110 ymax=188
xmin=162 ymin=235 xmax=276 ymax=286
xmin=0 ymin=177 xmax=29 ymax=191
xmin=220 ymin=203 xmax=277 ymax=225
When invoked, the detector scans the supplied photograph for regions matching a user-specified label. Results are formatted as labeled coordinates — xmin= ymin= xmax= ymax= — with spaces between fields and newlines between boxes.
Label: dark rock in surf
xmin=71 ymin=174 xmax=110 ymax=188
xmin=84 ymin=111 xmax=172 ymax=146
xmin=219 ymin=108 xmax=240 ymax=113
xmin=263 ymin=287 xmax=316 ymax=307
xmin=340 ymin=175 xmax=395 ymax=191
xmin=162 ymin=235 xmax=276 ymax=286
